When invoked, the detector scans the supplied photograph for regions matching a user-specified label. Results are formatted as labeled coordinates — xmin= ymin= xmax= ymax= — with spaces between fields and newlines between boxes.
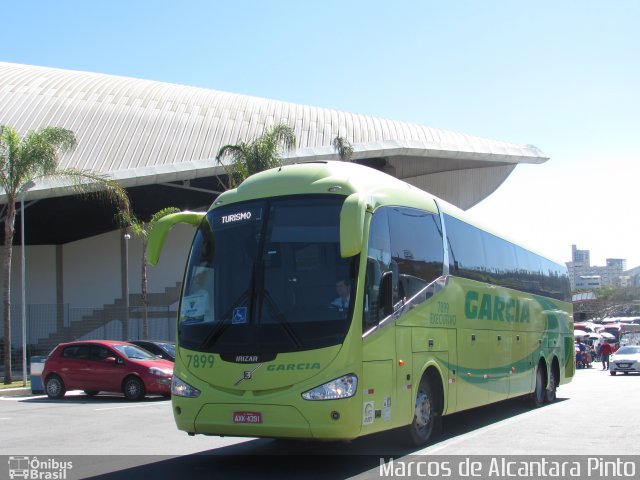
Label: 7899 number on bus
xmin=185 ymin=354 xmax=215 ymax=368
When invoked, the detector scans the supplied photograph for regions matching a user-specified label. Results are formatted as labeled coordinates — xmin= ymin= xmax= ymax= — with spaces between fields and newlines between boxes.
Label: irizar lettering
xmin=236 ymin=355 xmax=258 ymax=363
xmin=221 ymin=211 xmax=252 ymax=223
xmin=464 ymin=290 xmax=530 ymax=323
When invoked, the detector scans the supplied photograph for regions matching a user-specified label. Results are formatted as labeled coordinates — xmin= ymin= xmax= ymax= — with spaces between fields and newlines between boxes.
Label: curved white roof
xmin=0 ymin=62 xmax=548 ymax=209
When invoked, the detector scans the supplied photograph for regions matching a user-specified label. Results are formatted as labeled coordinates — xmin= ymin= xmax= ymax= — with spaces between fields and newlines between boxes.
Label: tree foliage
xmin=332 ymin=135 xmax=354 ymax=162
xmin=595 ymin=286 xmax=640 ymax=302
xmin=0 ymin=124 xmax=131 ymax=383
xmin=215 ymin=124 xmax=296 ymax=189
xmin=120 ymin=207 xmax=180 ymax=339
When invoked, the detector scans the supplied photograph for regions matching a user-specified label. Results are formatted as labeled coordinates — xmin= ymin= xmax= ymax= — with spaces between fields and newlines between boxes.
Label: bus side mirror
xmin=147 ymin=211 xmax=206 ymax=266
xmin=379 ymin=271 xmax=394 ymax=317
xmin=340 ymin=193 xmax=365 ymax=258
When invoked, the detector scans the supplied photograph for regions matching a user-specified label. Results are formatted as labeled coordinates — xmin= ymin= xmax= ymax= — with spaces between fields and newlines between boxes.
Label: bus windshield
xmin=179 ymin=195 xmax=358 ymax=354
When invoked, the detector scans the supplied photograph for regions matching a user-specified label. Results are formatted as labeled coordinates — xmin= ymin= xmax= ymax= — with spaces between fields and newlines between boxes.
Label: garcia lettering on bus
xmin=464 ymin=290 xmax=530 ymax=323
xmin=267 ymin=362 xmax=321 ymax=372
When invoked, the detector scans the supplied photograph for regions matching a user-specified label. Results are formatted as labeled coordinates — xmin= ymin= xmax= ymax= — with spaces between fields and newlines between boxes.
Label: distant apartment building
xmin=566 ymin=245 xmax=628 ymax=291
xmin=572 ymin=245 xmax=590 ymax=266
xmin=574 ymin=275 xmax=602 ymax=290
xmin=625 ymin=266 xmax=640 ymax=287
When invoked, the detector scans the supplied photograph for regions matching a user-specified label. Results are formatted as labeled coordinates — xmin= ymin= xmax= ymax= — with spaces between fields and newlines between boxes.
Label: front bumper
xmin=173 ymin=398 xmax=363 ymax=440
xmin=610 ymin=362 xmax=640 ymax=373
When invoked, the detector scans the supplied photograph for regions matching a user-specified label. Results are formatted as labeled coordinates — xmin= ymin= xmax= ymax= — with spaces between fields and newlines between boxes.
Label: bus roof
xmin=216 ymin=161 xmax=442 ymax=213
xmin=214 ymin=161 xmax=563 ymax=268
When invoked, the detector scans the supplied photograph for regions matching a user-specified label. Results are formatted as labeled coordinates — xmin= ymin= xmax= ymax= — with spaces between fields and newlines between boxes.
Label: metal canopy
xmin=0 ymin=62 xmax=549 ymax=245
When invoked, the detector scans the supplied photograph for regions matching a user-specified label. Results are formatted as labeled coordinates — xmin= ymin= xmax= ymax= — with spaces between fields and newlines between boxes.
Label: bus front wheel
xmin=408 ymin=377 xmax=436 ymax=446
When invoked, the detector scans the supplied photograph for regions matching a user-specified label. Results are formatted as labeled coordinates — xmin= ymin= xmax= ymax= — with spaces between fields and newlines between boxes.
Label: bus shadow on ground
xmin=87 ymin=396 xmax=568 ymax=479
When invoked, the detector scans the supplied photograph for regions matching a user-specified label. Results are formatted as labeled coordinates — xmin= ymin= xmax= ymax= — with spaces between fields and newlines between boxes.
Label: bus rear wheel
xmin=545 ymin=364 xmax=558 ymax=403
xmin=408 ymin=377 xmax=436 ymax=446
xmin=533 ymin=364 xmax=546 ymax=407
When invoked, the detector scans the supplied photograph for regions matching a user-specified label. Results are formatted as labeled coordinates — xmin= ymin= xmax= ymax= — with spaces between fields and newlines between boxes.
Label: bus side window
xmin=363 ymin=208 xmax=391 ymax=330
xmin=388 ymin=207 xmax=444 ymax=304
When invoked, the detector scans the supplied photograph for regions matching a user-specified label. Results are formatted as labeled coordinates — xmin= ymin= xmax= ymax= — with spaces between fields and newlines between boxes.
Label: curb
xmin=0 ymin=387 xmax=35 ymax=397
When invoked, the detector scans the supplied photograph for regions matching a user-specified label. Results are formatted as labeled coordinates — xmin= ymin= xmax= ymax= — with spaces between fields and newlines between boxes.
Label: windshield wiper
xmin=198 ymin=262 xmax=256 ymax=350
xmin=259 ymin=287 xmax=303 ymax=350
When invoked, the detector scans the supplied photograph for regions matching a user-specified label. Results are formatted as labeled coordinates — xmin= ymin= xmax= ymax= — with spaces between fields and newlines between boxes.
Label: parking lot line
xmin=94 ymin=402 xmax=169 ymax=411
xmin=0 ymin=396 xmax=36 ymax=401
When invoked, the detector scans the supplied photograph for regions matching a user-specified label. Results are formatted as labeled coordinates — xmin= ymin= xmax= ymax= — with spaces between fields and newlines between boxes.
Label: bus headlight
xmin=171 ymin=376 xmax=201 ymax=398
xmin=301 ymin=374 xmax=358 ymax=400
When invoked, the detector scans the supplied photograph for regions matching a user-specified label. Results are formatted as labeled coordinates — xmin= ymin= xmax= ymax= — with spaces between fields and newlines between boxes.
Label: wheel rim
xmin=126 ymin=379 xmax=141 ymax=398
xmin=47 ymin=378 xmax=61 ymax=397
xmin=414 ymin=389 xmax=432 ymax=434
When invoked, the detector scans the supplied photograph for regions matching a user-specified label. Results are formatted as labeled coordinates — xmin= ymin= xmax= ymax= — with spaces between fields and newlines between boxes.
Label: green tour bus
xmin=148 ymin=160 xmax=573 ymax=446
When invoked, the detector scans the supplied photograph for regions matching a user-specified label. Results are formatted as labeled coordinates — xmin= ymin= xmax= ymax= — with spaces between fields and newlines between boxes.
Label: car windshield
xmin=178 ymin=195 xmax=358 ymax=354
xmin=616 ymin=346 xmax=640 ymax=355
xmin=157 ymin=343 xmax=175 ymax=357
xmin=113 ymin=344 xmax=157 ymax=360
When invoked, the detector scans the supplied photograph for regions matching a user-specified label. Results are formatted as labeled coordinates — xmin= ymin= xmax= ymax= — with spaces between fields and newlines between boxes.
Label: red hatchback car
xmin=42 ymin=340 xmax=173 ymax=401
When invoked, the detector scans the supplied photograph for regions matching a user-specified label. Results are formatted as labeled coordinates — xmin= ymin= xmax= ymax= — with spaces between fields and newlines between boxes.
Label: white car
xmin=609 ymin=346 xmax=640 ymax=375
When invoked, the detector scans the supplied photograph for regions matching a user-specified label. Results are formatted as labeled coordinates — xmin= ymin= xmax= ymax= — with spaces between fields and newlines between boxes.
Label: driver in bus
xmin=330 ymin=278 xmax=351 ymax=311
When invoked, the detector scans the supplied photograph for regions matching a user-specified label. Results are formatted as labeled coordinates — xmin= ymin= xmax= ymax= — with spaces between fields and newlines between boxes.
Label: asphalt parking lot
xmin=1 ymin=367 xmax=639 ymax=479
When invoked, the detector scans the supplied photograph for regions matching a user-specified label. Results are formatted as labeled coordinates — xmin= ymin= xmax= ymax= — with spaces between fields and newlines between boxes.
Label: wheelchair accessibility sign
xmin=232 ymin=307 xmax=248 ymax=324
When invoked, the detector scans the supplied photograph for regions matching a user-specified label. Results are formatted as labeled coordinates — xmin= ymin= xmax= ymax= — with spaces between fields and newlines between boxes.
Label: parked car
xmin=609 ymin=345 xmax=640 ymax=375
xmin=42 ymin=340 xmax=173 ymax=400
xmin=128 ymin=340 xmax=175 ymax=362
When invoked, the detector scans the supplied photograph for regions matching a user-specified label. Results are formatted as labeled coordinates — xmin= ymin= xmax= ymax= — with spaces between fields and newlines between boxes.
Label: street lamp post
xmin=123 ymin=232 xmax=130 ymax=340
xmin=20 ymin=180 xmax=35 ymax=387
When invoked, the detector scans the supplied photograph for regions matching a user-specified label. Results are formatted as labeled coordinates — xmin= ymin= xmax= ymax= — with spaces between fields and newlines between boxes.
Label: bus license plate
xmin=233 ymin=412 xmax=262 ymax=424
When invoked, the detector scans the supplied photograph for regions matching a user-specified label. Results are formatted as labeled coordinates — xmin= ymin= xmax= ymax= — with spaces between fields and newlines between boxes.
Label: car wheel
xmin=408 ymin=377 xmax=436 ymax=446
xmin=45 ymin=374 xmax=66 ymax=399
xmin=533 ymin=364 xmax=545 ymax=407
xmin=610 ymin=371 xmax=616 ymax=376
xmin=545 ymin=365 xmax=557 ymax=403
xmin=84 ymin=390 xmax=99 ymax=397
xmin=123 ymin=376 xmax=146 ymax=401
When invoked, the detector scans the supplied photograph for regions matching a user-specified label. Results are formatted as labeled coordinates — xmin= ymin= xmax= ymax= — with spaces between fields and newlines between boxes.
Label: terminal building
xmin=0 ymin=61 xmax=550 ymax=350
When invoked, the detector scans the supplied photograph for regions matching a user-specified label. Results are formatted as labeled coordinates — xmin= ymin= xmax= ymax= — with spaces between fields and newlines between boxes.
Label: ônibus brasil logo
xmin=8 ymin=456 xmax=73 ymax=479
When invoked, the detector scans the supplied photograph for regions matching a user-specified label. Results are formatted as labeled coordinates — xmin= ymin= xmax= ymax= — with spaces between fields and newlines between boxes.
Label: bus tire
xmin=533 ymin=364 xmax=546 ymax=407
xmin=408 ymin=376 xmax=436 ymax=446
xmin=545 ymin=361 xmax=558 ymax=403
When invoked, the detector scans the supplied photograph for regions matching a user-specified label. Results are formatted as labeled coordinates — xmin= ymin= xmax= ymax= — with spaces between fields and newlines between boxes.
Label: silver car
xmin=609 ymin=346 xmax=640 ymax=375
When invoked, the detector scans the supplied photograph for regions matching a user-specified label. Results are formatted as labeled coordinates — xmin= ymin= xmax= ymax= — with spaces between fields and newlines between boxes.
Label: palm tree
xmin=216 ymin=123 xmax=296 ymax=189
xmin=121 ymin=207 xmax=180 ymax=339
xmin=332 ymin=135 xmax=354 ymax=162
xmin=0 ymin=125 xmax=131 ymax=384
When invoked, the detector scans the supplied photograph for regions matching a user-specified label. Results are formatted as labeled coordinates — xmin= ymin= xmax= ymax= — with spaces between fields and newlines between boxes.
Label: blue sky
xmin=2 ymin=0 xmax=639 ymax=267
